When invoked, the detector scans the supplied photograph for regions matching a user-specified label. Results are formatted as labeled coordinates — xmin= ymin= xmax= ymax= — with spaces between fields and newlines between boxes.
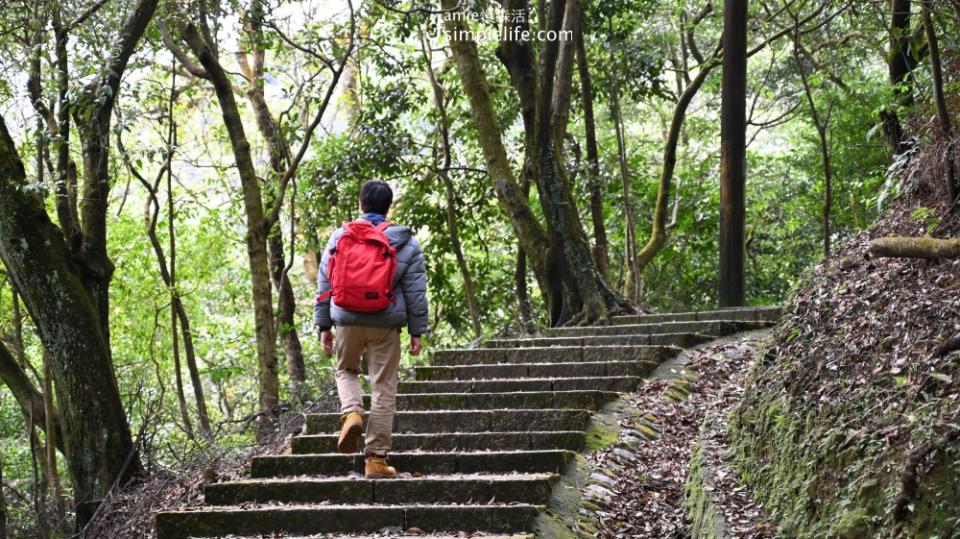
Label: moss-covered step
xmin=356 ymin=390 xmax=616 ymax=412
xmin=204 ymin=473 xmax=557 ymax=505
xmin=155 ymin=504 xmax=543 ymax=538
xmin=612 ymin=306 xmax=782 ymax=325
xmin=430 ymin=345 xmax=678 ymax=365
xmin=413 ymin=360 xmax=659 ymax=381
xmin=543 ymin=319 xmax=770 ymax=338
xmin=484 ymin=333 xmax=710 ymax=349
xmin=250 ymin=450 xmax=576 ymax=477
xmin=292 ymin=430 xmax=587 ymax=454
xmin=399 ymin=376 xmax=644 ymax=394
xmin=305 ymin=409 xmax=592 ymax=435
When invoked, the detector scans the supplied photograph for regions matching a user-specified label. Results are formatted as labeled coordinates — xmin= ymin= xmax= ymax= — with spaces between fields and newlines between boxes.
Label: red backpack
xmin=316 ymin=220 xmax=398 ymax=313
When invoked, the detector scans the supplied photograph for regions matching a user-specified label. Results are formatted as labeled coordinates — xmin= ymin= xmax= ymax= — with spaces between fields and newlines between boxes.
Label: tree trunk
xmin=795 ymin=38 xmax=834 ymax=259
xmin=445 ymin=0 xmax=629 ymax=325
xmin=881 ymin=0 xmax=916 ymax=155
xmin=551 ymin=0 xmax=580 ymax=145
xmin=635 ymin=60 xmax=719 ymax=275
xmin=179 ymin=22 xmax=280 ymax=440
xmin=610 ymin=74 xmax=640 ymax=300
xmin=534 ymin=0 xmax=619 ymax=325
xmin=921 ymin=4 xmax=959 ymax=205
xmin=718 ymin=0 xmax=748 ymax=307
xmin=889 ymin=0 xmax=915 ymax=107
xmin=165 ymin=79 xmax=196 ymax=440
xmin=420 ymin=30 xmax=483 ymax=338
xmin=575 ymin=16 xmax=610 ymax=279
xmin=0 ymin=115 xmax=142 ymax=517
xmin=42 ymin=352 xmax=67 ymax=520
xmin=237 ymin=2 xmax=308 ymax=392
xmin=440 ymin=0 xmax=551 ymax=287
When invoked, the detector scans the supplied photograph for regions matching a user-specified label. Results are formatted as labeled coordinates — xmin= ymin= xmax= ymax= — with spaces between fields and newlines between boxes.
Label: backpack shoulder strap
xmin=374 ymin=221 xmax=392 ymax=233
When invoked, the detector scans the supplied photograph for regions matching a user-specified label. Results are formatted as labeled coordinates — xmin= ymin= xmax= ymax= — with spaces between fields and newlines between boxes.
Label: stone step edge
xmin=611 ymin=306 xmax=781 ymax=323
xmin=258 ymin=449 xmax=575 ymax=457
xmin=399 ymin=375 xmax=640 ymax=383
xmin=293 ymin=430 xmax=587 ymax=440
xmin=155 ymin=504 xmax=544 ymax=538
xmin=290 ymin=430 xmax=586 ymax=454
xmin=543 ymin=319 xmax=768 ymax=334
xmin=482 ymin=332 xmax=710 ymax=345
xmin=414 ymin=360 xmax=658 ymax=370
xmin=305 ymin=408 xmax=592 ymax=417
xmin=355 ymin=390 xmax=618 ymax=398
xmin=211 ymin=472 xmax=558 ymax=485
xmin=204 ymin=474 xmax=558 ymax=506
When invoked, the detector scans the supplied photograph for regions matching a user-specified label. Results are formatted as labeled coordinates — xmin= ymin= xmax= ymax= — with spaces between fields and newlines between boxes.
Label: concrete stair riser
xmin=155 ymin=505 xmax=542 ymax=538
xmin=543 ymin=319 xmax=769 ymax=338
xmin=398 ymin=376 xmax=643 ymax=394
xmin=305 ymin=409 xmax=593 ymax=435
xmin=204 ymin=475 xmax=557 ymax=505
xmin=483 ymin=333 xmax=710 ymax=349
xmin=611 ymin=306 xmax=782 ymax=325
xmin=413 ymin=360 xmax=659 ymax=381
xmin=430 ymin=345 xmax=679 ymax=365
xmin=351 ymin=390 xmax=617 ymax=412
xmin=291 ymin=431 xmax=587 ymax=453
xmin=250 ymin=450 xmax=576 ymax=477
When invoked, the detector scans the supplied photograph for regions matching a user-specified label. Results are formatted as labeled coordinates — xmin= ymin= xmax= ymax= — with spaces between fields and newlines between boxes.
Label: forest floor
xmin=582 ymin=335 xmax=778 ymax=538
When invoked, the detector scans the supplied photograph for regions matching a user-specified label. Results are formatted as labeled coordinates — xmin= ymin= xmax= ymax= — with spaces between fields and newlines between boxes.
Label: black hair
xmin=360 ymin=180 xmax=393 ymax=214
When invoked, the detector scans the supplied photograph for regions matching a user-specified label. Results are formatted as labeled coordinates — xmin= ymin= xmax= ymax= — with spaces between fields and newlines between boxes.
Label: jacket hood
xmin=382 ymin=224 xmax=413 ymax=250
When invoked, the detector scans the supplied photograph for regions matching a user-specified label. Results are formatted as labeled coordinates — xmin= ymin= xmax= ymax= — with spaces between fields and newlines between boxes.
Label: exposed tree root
xmin=933 ymin=333 xmax=960 ymax=357
xmin=868 ymin=236 xmax=960 ymax=259
xmin=892 ymin=428 xmax=960 ymax=534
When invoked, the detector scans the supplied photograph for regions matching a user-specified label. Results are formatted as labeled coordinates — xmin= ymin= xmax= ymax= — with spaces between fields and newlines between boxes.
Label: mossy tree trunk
xmin=440 ymin=0 xmax=551 ymax=298
xmin=443 ymin=0 xmax=631 ymax=326
xmin=1 ymin=0 xmax=157 ymax=525
xmin=178 ymin=21 xmax=281 ymax=440
xmin=235 ymin=0 xmax=308 ymax=393
xmin=868 ymin=236 xmax=960 ymax=259
xmin=0 ymin=116 xmax=143 ymax=522
xmin=574 ymin=15 xmax=610 ymax=280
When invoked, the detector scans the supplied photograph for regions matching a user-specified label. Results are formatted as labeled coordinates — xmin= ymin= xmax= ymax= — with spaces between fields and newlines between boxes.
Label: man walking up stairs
xmin=315 ymin=180 xmax=429 ymax=479
xmin=155 ymin=306 xmax=780 ymax=538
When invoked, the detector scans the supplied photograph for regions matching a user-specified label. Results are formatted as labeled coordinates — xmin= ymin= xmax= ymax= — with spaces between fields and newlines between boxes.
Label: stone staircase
xmin=155 ymin=306 xmax=780 ymax=538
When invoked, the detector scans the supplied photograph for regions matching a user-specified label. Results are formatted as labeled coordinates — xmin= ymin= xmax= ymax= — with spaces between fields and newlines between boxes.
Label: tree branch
xmin=0 ymin=342 xmax=65 ymax=453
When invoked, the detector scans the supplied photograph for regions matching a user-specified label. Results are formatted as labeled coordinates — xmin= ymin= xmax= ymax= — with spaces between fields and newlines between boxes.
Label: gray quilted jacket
xmin=314 ymin=222 xmax=429 ymax=335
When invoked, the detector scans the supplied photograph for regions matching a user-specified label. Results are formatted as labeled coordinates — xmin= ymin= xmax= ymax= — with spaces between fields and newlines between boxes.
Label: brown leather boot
xmin=337 ymin=412 xmax=364 ymax=453
xmin=364 ymin=456 xmax=397 ymax=479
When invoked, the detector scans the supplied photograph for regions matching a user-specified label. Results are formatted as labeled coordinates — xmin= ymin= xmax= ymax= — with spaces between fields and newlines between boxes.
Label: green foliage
xmin=0 ymin=0 xmax=948 ymax=534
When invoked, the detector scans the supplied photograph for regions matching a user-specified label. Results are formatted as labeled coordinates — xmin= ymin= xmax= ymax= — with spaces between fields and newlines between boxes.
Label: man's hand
xmin=320 ymin=330 xmax=334 ymax=356
xmin=409 ymin=336 xmax=423 ymax=356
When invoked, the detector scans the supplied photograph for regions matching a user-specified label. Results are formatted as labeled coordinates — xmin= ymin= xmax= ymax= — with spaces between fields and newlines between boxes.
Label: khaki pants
xmin=335 ymin=325 xmax=401 ymax=454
